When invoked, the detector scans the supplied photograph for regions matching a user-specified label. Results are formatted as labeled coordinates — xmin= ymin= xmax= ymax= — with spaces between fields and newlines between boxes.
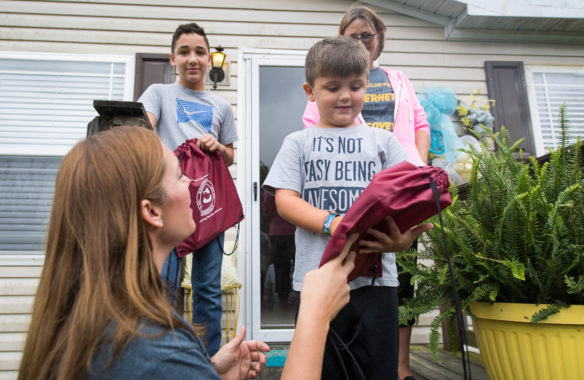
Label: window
xmin=0 ymin=52 xmax=134 ymax=255
xmin=525 ymin=67 xmax=584 ymax=156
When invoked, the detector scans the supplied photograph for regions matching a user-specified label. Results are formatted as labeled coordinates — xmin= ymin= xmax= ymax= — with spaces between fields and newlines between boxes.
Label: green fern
xmin=531 ymin=302 xmax=568 ymax=324
xmin=397 ymin=104 xmax=584 ymax=357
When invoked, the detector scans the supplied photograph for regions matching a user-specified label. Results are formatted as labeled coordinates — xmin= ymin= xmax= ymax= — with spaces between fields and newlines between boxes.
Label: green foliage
xmin=398 ymin=104 xmax=584 ymax=355
xmin=530 ymin=302 xmax=567 ymax=324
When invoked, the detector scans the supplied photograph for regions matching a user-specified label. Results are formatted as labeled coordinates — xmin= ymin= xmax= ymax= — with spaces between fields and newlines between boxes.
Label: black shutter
xmin=484 ymin=61 xmax=535 ymax=156
xmin=134 ymin=53 xmax=175 ymax=100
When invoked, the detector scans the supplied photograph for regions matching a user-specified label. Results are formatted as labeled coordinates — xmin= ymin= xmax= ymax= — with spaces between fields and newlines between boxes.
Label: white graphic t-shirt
xmin=263 ymin=125 xmax=408 ymax=291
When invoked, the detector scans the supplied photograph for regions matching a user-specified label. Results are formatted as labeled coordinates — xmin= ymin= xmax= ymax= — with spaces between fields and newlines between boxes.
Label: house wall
xmin=0 ymin=258 xmax=40 ymax=379
xmin=1 ymin=0 xmax=584 ymax=377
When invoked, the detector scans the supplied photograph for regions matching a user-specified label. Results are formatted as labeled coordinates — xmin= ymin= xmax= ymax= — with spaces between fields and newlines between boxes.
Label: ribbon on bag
xmin=174 ymin=138 xmax=244 ymax=258
xmin=319 ymin=161 xmax=451 ymax=282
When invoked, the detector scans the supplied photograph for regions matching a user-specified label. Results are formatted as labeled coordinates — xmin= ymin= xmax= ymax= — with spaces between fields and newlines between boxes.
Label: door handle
xmin=253 ymin=181 xmax=258 ymax=202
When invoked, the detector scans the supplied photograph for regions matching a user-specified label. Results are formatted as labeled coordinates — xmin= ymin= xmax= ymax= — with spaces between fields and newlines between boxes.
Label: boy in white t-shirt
xmin=263 ymin=36 xmax=430 ymax=380
xmin=138 ymin=22 xmax=237 ymax=356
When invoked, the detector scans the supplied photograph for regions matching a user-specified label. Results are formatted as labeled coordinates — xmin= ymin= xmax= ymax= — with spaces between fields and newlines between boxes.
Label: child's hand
xmin=359 ymin=215 xmax=433 ymax=254
xmin=197 ymin=133 xmax=224 ymax=153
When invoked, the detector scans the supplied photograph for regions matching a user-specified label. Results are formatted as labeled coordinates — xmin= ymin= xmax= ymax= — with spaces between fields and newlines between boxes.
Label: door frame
xmin=237 ymin=48 xmax=306 ymax=342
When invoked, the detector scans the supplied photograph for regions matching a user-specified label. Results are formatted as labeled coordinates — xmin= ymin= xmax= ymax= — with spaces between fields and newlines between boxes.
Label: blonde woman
xmin=18 ymin=126 xmax=355 ymax=380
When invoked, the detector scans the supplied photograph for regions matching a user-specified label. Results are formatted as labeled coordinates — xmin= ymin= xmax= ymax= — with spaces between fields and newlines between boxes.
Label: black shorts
xmin=322 ymin=286 xmax=399 ymax=380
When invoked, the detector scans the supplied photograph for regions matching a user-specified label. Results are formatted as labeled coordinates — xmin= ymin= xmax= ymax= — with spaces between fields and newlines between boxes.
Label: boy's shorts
xmin=322 ymin=286 xmax=399 ymax=380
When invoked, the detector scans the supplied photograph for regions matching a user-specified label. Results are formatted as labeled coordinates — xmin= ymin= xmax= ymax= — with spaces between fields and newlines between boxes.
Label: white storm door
xmin=238 ymin=49 xmax=307 ymax=343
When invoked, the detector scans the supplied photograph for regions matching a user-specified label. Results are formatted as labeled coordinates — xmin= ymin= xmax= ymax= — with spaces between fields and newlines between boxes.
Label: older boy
xmin=138 ymin=22 xmax=237 ymax=356
xmin=263 ymin=37 xmax=429 ymax=379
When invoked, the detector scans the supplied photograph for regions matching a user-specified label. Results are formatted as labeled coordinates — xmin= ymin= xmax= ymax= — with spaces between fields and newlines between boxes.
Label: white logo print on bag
xmin=196 ymin=179 xmax=216 ymax=216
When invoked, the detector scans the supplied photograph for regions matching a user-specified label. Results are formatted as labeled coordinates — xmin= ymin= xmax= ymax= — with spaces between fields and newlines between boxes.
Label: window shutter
xmin=134 ymin=53 xmax=175 ymax=100
xmin=485 ymin=61 xmax=535 ymax=156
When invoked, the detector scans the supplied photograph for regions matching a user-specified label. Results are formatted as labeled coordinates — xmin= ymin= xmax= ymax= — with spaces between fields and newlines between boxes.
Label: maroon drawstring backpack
xmin=174 ymin=138 xmax=244 ymax=258
xmin=319 ymin=161 xmax=451 ymax=282
xmin=318 ymin=161 xmax=474 ymax=379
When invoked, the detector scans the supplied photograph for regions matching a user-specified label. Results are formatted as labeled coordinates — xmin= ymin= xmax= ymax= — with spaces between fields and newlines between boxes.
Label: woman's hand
xmin=281 ymin=234 xmax=357 ymax=380
xmin=359 ymin=215 xmax=433 ymax=253
xmin=300 ymin=233 xmax=357 ymax=322
xmin=210 ymin=326 xmax=270 ymax=380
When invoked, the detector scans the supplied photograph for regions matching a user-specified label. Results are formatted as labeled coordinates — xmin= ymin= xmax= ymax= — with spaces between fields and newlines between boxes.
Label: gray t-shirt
xmin=263 ymin=125 xmax=409 ymax=291
xmin=138 ymin=82 xmax=238 ymax=150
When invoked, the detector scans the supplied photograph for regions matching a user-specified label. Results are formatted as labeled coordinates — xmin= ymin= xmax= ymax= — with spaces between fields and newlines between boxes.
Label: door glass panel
xmin=259 ymin=65 xmax=306 ymax=329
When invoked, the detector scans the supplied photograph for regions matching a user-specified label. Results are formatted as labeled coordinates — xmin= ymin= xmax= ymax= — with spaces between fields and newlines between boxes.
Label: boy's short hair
xmin=171 ymin=22 xmax=210 ymax=52
xmin=305 ymin=36 xmax=369 ymax=86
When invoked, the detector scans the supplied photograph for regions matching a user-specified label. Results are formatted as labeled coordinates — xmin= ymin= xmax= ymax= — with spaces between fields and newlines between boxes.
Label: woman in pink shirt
xmin=303 ymin=4 xmax=430 ymax=167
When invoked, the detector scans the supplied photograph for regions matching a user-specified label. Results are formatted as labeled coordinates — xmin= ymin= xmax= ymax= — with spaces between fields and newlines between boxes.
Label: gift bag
xmin=174 ymin=138 xmax=244 ymax=258
xmin=319 ymin=161 xmax=451 ymax=282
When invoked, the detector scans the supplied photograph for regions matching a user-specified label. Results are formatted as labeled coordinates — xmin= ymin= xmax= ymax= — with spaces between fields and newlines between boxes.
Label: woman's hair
xmin=338 ymin=2 xmax=387 ymax=61
xmin=18 ymin=126 xmax=188 ymax=380
xmin=305 ymin=36 xmax=369 ymax=86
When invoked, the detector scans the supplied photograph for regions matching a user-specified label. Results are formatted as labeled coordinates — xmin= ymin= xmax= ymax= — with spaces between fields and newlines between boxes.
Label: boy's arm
xmin=138 ymin=84 xmax=161 ymax=129
xmin=275 ymin=189 xmax=341 ymax=235
xmin=221 ymin=143 xmax=235 ymax=166
xmin=214 ymin=101 xmax=237 ymax=166
xmin=146 ymin=111 xmax=157 ymax=129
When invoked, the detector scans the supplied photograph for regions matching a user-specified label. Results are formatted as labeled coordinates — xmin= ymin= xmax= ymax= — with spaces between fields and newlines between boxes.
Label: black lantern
xmin=209 ymin=46 xmax=226 ymax=89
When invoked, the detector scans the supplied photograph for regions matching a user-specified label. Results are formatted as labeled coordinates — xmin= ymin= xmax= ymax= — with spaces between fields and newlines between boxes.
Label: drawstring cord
xmin=216 ymin=222 xmax=240 ymax=256
xmin=430 ymin=177 xmax=472 ymax=380
xmin=329 ymin=321 xmax=367 ymax=380
xmin=370 ymin=263 xmax=378 ymax=286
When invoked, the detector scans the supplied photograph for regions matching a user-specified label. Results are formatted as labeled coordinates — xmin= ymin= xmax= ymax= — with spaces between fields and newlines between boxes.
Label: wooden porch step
xmin=410 ymin=345 xmax=489 ymax=380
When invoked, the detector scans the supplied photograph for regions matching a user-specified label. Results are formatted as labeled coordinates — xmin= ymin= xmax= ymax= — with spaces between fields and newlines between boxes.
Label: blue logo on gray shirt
xmin=176 ymin=98 xmax=213 ymax=133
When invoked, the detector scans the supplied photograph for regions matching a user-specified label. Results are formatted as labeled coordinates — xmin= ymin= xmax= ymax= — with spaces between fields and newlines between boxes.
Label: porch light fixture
xmin=209 ymin=46 xmax=226 ymax=89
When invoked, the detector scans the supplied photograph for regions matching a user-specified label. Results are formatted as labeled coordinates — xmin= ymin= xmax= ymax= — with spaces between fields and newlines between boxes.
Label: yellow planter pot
xmin=470 ymin=302 xmax=584 ymax=380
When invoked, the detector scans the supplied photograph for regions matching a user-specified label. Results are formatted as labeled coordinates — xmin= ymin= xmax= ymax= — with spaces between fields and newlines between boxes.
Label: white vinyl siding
xmin=0 ymin=257 xmax=42 ymax=379
xmin=0 ymin=52 xmax=132 ymax=378
xmin=1 ymin=1 xmax=583 ymax=110
xmin=526 ymin=67 xmax=584 ymax=156
xmin=0 ymin=2 xmax=582 ymax=376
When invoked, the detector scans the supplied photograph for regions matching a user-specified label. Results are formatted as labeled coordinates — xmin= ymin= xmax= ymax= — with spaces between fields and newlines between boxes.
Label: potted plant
xmin=398 ymin=105 xmax=584 ymax=379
